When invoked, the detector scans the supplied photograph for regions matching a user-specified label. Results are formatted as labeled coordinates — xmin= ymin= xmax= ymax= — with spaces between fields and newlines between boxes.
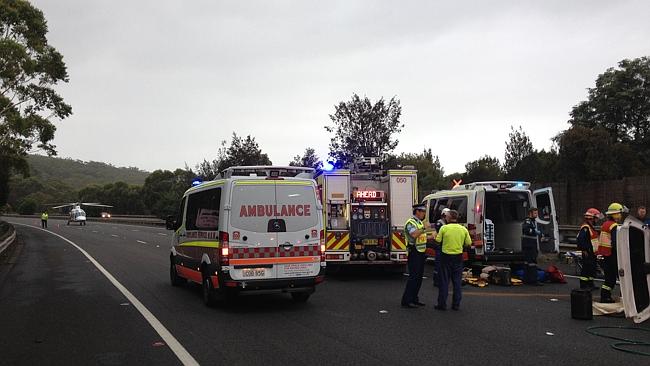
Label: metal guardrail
xmin=0 ymin=222 xmax=16 ymax=256
xmin=0 ymin=214 xmax=165 ymax=227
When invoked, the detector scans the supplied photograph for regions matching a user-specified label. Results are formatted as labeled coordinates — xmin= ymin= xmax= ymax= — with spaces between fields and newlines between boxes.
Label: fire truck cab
xmin=315 ymin=157 xmax=418 ymax=266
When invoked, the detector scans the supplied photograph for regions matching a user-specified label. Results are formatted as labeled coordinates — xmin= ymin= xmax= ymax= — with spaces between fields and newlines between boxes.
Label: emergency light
xmin=191 ymin=177 xmax=203 ymax=186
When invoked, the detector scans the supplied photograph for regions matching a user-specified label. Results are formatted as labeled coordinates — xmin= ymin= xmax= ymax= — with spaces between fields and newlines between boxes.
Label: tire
xmin=202 ymin=275 xmax=219 ymax=307
xmin=291 ymin=291 xmax=311 ymax=303
xmin=170 ymin=261 xmax=186 ymax=287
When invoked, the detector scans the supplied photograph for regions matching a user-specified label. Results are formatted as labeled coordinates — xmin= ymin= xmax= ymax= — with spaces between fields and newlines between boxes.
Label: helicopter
xmin=50 ymin=202 xmax=113 ymax=226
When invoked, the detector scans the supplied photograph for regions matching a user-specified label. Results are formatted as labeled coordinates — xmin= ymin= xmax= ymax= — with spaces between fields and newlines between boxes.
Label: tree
xmin=504 ymin=125 xmax=534 ymax=175
xmin=17 ymin=197 xmax=36 ymax=215
xmin=507 ymin=149 xmax=559 ymax=183
xmin=568 ymin=57 xmax=650 ymax=170
xmin=197 ymin=133 xmax=272 ymax=178
xmin=463 ymin=155 xmax=503 ymax=183
xmin=0 ymin=0 xmax=72 ymax=206
xmin=325 ymin=94 xmax=403 ymax=168
xmin=141 ymin=169 xmax=194 ymax=217
xmin=289 ymin=147 xmax=322 ymax=170
xmin=385 ymin=149 xmax=445 ymax=199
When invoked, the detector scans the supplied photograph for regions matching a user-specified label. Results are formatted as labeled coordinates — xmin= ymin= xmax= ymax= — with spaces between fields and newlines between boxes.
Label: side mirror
xmin=165 ymin=215 xmax=176 ymax=230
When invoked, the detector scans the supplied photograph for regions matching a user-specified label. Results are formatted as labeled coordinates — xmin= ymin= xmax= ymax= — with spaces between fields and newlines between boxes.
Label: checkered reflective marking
xmin=231 ymin=247 xmax=277 ymax=259
xmin=278 ymin=245 xmax=320 ymax=257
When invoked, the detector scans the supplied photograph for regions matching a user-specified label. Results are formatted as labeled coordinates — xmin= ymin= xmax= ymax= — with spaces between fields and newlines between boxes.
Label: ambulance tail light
xmin=220 ymin=231 xmax=230 ymax=265
xmin=319 ymin=230 xmax=326 ymax=262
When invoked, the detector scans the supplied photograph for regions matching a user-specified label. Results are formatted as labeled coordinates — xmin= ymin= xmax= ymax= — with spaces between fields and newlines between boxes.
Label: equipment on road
xmin=49 ymin=202 xmax=114 ymax=226
xmin=167 ymin=166 xmax=325 ymax=306
xmin=422 ymin=181 xmax=560 ymax=264
xmin=314 ymin=157 xmax=418 ymax=266
xmin=571 ymin=289 xmax=594 ymax=320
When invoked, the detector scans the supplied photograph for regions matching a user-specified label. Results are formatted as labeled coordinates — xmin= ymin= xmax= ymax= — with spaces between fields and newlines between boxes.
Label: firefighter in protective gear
xmin=41 ymin=210 xmax=49 ymax=229
xmin=598 ymin=203 xmax=628 ymax=303
xmin=401 ymin=203 xmax=432 ymax=309
xmin=577 ymin=208 xmax=602 ymax=290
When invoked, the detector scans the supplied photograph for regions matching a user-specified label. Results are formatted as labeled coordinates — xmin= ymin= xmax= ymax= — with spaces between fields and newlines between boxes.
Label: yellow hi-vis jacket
xmin=404 ymin=217 xmax=427 ymax=253
xmin=41 ymin=212 xmax=49 ymax=220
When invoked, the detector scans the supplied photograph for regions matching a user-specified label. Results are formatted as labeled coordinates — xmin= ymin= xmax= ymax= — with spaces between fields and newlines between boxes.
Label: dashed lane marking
xmin=111 ymin=234 xmax=119 ymax=238
xmin=10 ymin=222 xmax=200 ymax=366
xmin=157 ymin=233 xmax=168 ymax=236
xmin=136 ymin=240 xmax=147 ymax=244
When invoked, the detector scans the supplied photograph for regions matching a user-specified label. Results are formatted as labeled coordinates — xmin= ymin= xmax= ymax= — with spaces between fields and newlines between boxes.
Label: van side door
xmin=616 ymin=217 xmax=650 ymax=323
xmin=533 ymin=187 xmax=560 ymax=253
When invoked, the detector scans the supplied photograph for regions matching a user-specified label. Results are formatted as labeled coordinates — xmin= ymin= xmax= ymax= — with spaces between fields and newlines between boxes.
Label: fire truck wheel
xmin=170 ymin=261 xmax=186 ymax=287
xmin=291 ymin=291 xmax=311 ymax=303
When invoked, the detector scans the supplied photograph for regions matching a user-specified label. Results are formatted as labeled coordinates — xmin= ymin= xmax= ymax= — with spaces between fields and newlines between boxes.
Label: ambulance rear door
xmin=617 ymin=217 xmax=650 ymax=323
xmin=533 ymin=187 xmax=560 ymax=253
xmin=228 ymin=180 xmax=279 ymax=281
xmin=275 ymin=180 xmax=322 ymax=279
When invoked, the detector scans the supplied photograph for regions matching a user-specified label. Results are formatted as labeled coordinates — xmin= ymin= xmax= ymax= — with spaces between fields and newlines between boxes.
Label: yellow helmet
xmin=605 ymin=202 xmax=629 ymax=215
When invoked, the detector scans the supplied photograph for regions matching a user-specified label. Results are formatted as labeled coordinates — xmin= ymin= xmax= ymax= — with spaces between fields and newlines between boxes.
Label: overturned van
xmin=617 ymin=217 xmax=650 ymax=323
xmin=422 ymin=181 xmax=559 ymax=263
xmin=166 ymin=166 xmax=326 ymax=306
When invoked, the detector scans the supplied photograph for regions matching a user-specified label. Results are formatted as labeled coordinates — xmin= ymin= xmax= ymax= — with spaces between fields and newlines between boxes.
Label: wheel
xmin=291 ymin=291 xmax=311 ymax=303
xmin=170 ymin=261 xmax=186 ymax=287
xmin=202 ymin=275 xmax=219 ymax=307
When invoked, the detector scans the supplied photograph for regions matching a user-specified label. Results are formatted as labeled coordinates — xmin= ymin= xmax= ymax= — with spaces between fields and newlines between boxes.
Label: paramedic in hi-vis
xmin=521 ymin=208 xmax=541 ymax=264
xmin=41 ymin=210 xmax=49 ymax=229
xmin=434 ymin=210 xmax=471 ymax=311
xmin=401 ymin=203 xmax=433 ymax=309
xmin=597 ymin=203 xmax=627 ymax=303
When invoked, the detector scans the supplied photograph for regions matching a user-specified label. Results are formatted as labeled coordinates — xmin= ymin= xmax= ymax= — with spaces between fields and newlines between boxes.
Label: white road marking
xmin=158 ymin=233 xmax=168 ymax=236
xmin=111 ymin=234 xmax=119 ymax=238
xmin=92 ymin=230 xmax=98 ymax=233
xmin=137 ymin=240 xmax=147 ymax=244
xmin=131 ymin=229 xmax=140 ymax=232
xmin=10 ymin=223 xmax=199 ymax=366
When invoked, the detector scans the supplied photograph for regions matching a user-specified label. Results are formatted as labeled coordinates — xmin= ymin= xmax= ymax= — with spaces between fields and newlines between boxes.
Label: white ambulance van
xmin=422 ymin=181 xmax=559 ymax=263
xmin=166 ymin=166 xmax=326 ymax=306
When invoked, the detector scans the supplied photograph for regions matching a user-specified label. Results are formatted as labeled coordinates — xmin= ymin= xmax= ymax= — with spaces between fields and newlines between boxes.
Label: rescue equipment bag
xmin=546 ymin=265 xmax=567 ymax=284
xmin=571 ymin=289 xmax=593 ymax=320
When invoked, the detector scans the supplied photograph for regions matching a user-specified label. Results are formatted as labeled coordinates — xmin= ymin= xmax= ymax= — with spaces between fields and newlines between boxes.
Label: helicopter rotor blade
xmin=81 ymin=203 xmax=113 ymax=208
xmin=51 ymin=204 xmax=75 ymax=209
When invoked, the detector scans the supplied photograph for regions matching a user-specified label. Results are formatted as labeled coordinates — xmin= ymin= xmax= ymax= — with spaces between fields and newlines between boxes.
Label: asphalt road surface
xmin=1 ymin=217 xmax=648 ymax=366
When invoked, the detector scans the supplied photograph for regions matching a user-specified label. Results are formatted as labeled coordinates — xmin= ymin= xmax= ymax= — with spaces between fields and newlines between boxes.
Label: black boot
xmin=600 ymin=288 xmax=614 ymax=303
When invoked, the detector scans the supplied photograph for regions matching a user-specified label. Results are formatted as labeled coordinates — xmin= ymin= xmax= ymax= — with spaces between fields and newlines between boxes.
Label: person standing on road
xmin=41 ymin=210 xmax=49 ymax=229
xmin=598 ymin=203 xmax=628 ymax=303
xmin=401 ymin=203 xmax=432 ymax=309
xmin=636 ymin=206 xmax=650 ymax=226
xmin=521 ymin=208 xmax=541 ymax=264
xmin=434 ymin=210 xmax=471 ymax=311
xmin=432 ymin=207 xmax=450 ymax=288
xmin=577 ymin=208 xmax=602 ymax=291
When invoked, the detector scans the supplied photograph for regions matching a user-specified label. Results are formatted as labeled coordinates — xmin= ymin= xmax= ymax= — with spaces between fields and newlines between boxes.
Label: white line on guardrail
xmin=0 ymin=228 xmax=16 ymax=256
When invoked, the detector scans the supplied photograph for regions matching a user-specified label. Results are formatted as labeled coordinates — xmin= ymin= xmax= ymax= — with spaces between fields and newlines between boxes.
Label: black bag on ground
xmin=524 ymin=263 xmax=538 ymax=284
xmin=571 ymin=289 xmax=593 ymax=320
xmin=490 ymin=268 xmax=512 ymax=286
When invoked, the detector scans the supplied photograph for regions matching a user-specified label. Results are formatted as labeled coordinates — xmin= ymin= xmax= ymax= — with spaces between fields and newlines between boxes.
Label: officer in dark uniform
xmin=401 ymin=203 xmax=431 ymax=308
xmin=521 ymin=207 xmax=541 ymax=264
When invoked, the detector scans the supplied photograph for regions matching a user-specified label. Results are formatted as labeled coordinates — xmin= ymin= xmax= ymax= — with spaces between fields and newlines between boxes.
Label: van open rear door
xmin=533 ymin=187 xmax=560 ymax=253
xmin=617 ymin=217 xmax=650 ymax=323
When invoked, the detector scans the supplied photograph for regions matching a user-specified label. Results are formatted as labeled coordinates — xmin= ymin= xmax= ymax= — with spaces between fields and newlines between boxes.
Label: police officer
xmin=41 ymin=210 xmax=49 ymax=229
xmin=577 ymin=208 xmax=602 ymax=290
xmin=401 ymin=203 xmax=431 ymax=309
xmin=521 ymin=208 xmax=541 ymax=264
xmin=434 ymin=210 xmax=471 ymax=310
xmin=598 ymin=203 xmax=628 ymax=303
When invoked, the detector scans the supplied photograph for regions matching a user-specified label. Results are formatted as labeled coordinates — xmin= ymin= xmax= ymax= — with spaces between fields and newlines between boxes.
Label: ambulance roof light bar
xmin=456 ymin=181 xmax=531 ymax=190
xmin=220 ymin=166 xmax=315 ymax=178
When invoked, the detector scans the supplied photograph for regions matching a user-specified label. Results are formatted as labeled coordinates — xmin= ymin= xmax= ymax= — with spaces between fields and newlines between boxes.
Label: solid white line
xmin=10 ymin=222 xmax=199 ymax=366
xmin=136 ymin=240 xmax=147 ymax=244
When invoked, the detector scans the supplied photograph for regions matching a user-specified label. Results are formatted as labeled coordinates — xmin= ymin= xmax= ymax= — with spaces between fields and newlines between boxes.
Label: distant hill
xmin=24 ymin=155 xmax=149 ymax=187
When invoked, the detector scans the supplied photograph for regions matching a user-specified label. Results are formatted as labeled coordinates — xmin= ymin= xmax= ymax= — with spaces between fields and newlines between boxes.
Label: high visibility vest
xmin=41 ymin=213 xmax=48 ymax=220
xmin=597 ymin=220 xmax=618 ymax=257
xmin=579 ymin=224 xmax=599 ymax=252
xmin=404 ymin=218 xmax=427 ymax=253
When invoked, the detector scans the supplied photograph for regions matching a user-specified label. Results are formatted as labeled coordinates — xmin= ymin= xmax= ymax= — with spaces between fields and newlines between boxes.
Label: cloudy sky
xmin=33 ymin=0 xmax=650 ymax=174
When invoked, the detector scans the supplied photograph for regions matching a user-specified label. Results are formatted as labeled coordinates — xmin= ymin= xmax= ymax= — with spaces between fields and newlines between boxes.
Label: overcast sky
xmin=33 ymin=0 xmax=650 ymax=174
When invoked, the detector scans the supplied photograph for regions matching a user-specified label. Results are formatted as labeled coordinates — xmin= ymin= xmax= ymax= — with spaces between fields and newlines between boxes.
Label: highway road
xmin=1 ymin=217 xmax=647 ymax=365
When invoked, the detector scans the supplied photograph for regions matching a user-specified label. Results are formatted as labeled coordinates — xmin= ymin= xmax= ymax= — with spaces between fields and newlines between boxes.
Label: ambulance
xmin=422 ymin=181 xmax=559 ymax=263
xmin=166 ymin=166 xmax=326 ymax=306
xmin=315 ymin=157 xmax=418 ymax=266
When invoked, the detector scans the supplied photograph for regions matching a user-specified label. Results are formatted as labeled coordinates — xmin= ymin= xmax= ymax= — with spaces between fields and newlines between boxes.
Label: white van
xmin=617 ymin=216 xmax=650 ymax=323
xmin=422 ymin=181 xmax=559 ymax=263
xmin=166 ymin=166 xmax=326 ymax=306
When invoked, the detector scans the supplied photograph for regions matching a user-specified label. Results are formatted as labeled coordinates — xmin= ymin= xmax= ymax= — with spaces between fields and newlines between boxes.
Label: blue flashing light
xmin=191 ymin=177 xmax=203 ymax=187
xmin=323 ymin=162 xmax=335 ymax=172
xmin=515 ymin=182 xmax=524 ymax=187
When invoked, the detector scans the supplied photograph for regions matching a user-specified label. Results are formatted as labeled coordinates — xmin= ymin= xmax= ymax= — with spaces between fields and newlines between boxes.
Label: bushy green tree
xmin=197 ymin=133 xmax=272 ymax=178
xmin=385 ymin=149 xmax=445 ymax=199
xmin=463 ymin=155 xmax=503 ymax=183
xmin=1 ymin=0 xmax=72 ymax=206
xmin=504 ymin=125 xmax=534 ymax=175
xmin=326 ymin=94 xmax=403 ymax=168
xmin=289 ymin=147 xmax=322 ymax=170
xmin=142 ymin=169 xmax=194 ymax=217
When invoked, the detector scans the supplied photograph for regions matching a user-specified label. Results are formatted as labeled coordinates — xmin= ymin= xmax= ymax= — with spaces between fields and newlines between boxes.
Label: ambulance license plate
xmin=362 ymin=239 xmax=378 ymax=245
xmin=242 ymin=268 xmax=266 ymax=278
